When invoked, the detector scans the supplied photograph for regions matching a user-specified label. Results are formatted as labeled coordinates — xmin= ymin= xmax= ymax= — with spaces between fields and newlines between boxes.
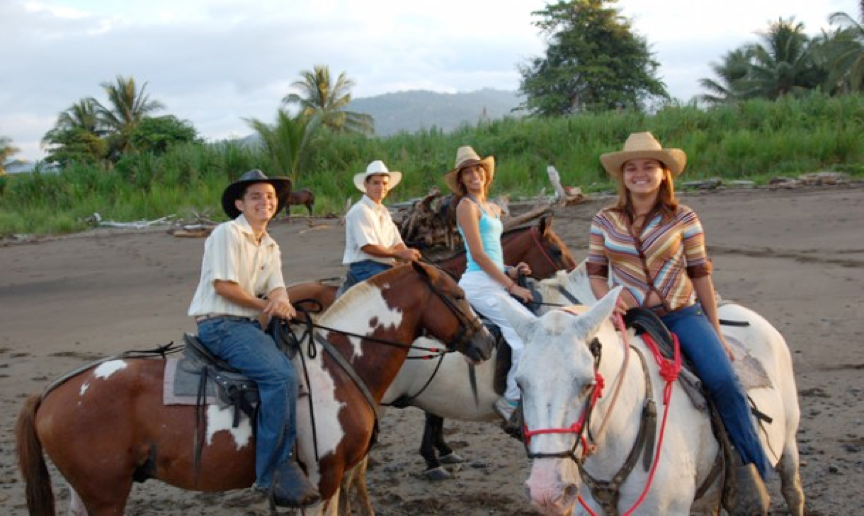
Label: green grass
xmin=2 ymin=93 xmax=862 ymax=236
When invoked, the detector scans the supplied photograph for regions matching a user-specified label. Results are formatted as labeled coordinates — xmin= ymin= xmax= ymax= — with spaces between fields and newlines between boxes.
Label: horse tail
xmin=16 ymin=394 xmax=55 ymax=516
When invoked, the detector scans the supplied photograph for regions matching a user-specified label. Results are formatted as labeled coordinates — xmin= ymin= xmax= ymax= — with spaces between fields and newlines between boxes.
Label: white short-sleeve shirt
xmin=188 ymin=214 xmax=285 ymax=318
xmin=342 ymin=195 xmax=404 ymax=265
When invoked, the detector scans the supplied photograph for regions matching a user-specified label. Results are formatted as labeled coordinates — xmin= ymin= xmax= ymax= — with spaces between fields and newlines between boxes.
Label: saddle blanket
xmin=163 ymin=358 xmax=219 ymax=405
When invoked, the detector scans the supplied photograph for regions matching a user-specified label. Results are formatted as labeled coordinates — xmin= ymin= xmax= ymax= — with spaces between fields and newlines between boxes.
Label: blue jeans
xmin=662 ymin=304 xmax=772 ymax=479
xmin=197 ymin=317 xmax=298 ymax=489
xmin=345 ymin=260 xmax=393 ymax=289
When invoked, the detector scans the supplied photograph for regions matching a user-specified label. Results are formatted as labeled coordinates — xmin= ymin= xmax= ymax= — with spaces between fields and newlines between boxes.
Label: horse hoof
xmin=423 ymin=466 xmax=453 ymax=481
xmin=439 ymin=452 xmax=466 ymax=465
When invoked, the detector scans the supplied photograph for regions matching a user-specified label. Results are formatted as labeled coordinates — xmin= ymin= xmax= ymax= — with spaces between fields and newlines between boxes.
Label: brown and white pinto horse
xmin=16 ymin=262 xmax=495 ymax=515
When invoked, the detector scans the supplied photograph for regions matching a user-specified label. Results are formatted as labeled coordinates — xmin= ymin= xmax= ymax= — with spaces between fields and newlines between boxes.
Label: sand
xmin=1 ymin=184 xmax=863 ymax=515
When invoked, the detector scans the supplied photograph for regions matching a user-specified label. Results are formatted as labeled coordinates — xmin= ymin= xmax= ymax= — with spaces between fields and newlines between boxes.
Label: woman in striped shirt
xmin=587 ymin=132 xmax=771 ymax=511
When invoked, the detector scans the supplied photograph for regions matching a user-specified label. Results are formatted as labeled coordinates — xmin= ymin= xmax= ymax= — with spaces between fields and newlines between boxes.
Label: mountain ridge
xmin=348 ymin=88 xmax=523 ymax=136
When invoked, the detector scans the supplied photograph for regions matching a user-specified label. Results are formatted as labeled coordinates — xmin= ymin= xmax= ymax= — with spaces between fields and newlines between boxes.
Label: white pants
xmin=459 ymin=270 xmax=533 ymax=401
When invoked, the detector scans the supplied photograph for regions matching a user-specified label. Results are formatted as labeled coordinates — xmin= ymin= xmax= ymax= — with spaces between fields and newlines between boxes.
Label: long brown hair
xmin=612 ymin=163 xmax=679 ymax=222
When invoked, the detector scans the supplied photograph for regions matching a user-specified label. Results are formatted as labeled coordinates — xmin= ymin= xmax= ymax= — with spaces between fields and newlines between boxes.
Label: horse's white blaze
xmin=79 ymin=382 xmax=89 ymax=396
xmin=93 ymin=360 xmax=127 ymax=379
xmin=205 ymin=404 xmax=252 ymax=449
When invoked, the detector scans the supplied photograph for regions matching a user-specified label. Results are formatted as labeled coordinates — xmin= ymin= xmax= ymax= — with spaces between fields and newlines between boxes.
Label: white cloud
xmin=0 ymin=0 xmax=858 ymax=162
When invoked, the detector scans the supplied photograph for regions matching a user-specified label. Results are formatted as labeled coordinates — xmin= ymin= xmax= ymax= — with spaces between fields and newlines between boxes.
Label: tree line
xmin=1 ymin=0 xmax=861 ymax=178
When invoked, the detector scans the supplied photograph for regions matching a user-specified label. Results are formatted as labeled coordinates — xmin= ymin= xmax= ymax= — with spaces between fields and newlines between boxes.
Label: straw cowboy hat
xmin=221 ymin=169 xmax=292 ymax=219
xmin=353 ymin=160 xmax=403 ymax=192
xmin=600 ymin=132 xmax=687 ymax=178
xmin=443 ymin=146 xmax=496 ymax=193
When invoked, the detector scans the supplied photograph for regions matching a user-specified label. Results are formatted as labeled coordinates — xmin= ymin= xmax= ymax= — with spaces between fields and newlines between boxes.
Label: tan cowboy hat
xmin=221 ymin=169 xmax=292 ymax=219
xmin=353 ymin=160 xmax=403 ymax=192
xmin=443 ymin=146 xmax=495 ymax=193
xmin=600 ymin=132 xmax=687 ymax=178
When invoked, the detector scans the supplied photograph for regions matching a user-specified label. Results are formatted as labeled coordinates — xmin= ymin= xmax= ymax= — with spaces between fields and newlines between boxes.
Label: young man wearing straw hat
xmin=342 ymin=160 xmax=422 ymax=288
xmin=188 ymin=170 xmax=320 ymax=508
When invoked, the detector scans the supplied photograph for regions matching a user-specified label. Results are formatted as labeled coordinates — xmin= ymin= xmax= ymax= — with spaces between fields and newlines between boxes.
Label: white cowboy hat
xmin=221 ymin=169 xmax=292 ymax=219
xmin=443 ymin=146 xmax=495 ymax=194
xmin=600 ymin=132 xmax=687 ymax=178
xmin=353 ymin=160 xmax=403 ymax=192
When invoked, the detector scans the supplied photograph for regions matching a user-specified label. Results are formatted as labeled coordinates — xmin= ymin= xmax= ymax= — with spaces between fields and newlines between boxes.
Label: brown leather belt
xmin=195 ymin=314 xmax=256 ymax=324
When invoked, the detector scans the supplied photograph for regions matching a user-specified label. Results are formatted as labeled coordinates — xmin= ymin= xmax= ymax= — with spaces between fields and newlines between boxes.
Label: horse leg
xmin=778 ymin=441 xmax=805 ymax=516
xmin=306 ymin=201 xmax=313 ymax=216
xmin=68 ymin=487 xmax=87 ymax=516
xmin=420 ymin=413 xmax=452 ymax=480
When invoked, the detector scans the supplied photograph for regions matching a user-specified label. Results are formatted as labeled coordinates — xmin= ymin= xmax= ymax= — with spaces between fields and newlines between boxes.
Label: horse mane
xmin=320 ymin=265 xmax=413 ymax=324
xmin=533 ymin=260 xmax=597 ymax=307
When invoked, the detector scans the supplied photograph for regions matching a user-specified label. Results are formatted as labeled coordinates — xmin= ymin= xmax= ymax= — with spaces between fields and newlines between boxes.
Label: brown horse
xmin=287 ymin=213 xmax=577 ymax=314
xmin=16 ymin=262 xmax=495 ymax=515
xmin=287 ymin=187 xmax=315 ymax=216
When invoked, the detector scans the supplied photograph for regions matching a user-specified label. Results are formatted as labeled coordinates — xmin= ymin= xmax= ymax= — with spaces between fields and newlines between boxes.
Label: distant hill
xmin=348 ymin=88 xmax=523 ymax=136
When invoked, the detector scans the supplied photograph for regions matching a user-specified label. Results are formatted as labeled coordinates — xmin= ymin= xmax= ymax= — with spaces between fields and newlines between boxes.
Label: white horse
xmin=499 ymin=285 xmax=805 ymax=515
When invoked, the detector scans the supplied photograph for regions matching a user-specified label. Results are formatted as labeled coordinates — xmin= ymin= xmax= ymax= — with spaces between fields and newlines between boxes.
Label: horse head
xmin=503 ymin=214 xmax=577 ymax=279
xmin=499 ymin=287 xmax=622 ymax=516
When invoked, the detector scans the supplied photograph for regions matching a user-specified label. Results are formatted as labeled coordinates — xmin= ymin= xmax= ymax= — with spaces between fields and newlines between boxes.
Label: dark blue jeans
xmin=345 ymin=260 xmax=393 ymax=289
xmin=662 ymin=304 xmax=772 ymax=479
xmin=197 ymin=317 xmax=298 ymax=489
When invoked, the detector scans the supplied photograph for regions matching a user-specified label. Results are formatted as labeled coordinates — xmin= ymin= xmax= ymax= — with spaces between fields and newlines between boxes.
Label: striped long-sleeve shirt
xmin=586 ymin=205 xmax=713 ymax=311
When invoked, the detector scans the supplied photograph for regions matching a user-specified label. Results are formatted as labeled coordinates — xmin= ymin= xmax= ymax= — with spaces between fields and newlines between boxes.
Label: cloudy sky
xmin=1 ymin=0 xmax=857 ymax=162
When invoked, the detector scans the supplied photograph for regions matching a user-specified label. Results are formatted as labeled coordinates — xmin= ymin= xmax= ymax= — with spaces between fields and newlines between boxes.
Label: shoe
xmin=270 ymin=458 xmax=322 ymax=508
xmin=494 ymin=397 xmax=518 ymax=422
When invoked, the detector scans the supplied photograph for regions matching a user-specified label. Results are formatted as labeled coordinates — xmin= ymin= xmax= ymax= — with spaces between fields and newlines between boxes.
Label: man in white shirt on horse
xmin=342 ymin=160 xmax=421 ymax=289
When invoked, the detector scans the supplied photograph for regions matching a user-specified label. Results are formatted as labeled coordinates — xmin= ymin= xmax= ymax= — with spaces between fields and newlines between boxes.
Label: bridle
xmin=528 ymin=224 xmax=576 ymax=274
xmin=522 ymin=337 xmax=604 ymax=465
xmin=415 ymin=264 xmax=487 ymax=349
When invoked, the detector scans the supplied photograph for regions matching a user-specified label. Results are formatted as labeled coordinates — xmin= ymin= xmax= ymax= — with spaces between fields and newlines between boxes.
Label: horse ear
xmin=539 ymin=213 xmax=552 ymax=234
xmin=572 ymin=286 xmax=621 ymax=340
xmin=497 ymin=294 xmax=538 ymax=342
xmin=565 ymin=260 xmax=598 ymax=304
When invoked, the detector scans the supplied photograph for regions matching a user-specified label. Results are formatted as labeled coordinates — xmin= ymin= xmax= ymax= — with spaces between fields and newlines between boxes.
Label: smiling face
xmin=235 ymin=182 xmax=279 ymax=225
xmin=364 ymin=173 xmax=391 ymax=204
xmin=621 ymin=158 xmax=666 ymax=196
xmin=459 ymin=164 xmax=488 ymax=195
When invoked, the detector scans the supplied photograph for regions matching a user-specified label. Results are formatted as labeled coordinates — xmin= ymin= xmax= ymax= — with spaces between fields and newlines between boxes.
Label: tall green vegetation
xmin=2 ymin=94 xmax=861 ymax=236
xmin=283 ymin=65 xmax=374 ymax=136
xmin=518 ymin=0 xmax=668 ymax=115
xmin=245 ymin=110 xmax=320 ymax=182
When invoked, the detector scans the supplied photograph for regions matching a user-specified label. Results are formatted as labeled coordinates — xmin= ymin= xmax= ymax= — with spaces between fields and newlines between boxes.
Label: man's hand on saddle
xmin=395 ymin=247 xmax=422 ymax=262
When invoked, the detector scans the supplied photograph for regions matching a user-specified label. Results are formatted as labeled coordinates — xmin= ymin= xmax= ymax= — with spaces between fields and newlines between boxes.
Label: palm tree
xmin=41 ymin=99 xmax=107 ymax=165
xmin=819 ymin=7 xmax=864 ymax=94
xmin=699 ymin=47 xmax=757 ymax=105
xmin=282 ymin=65 xmax=374 ymax=135
xmin=91 ymin=75 xmax=165 ymax=158
xmin=245 ymin=109 xmax=320 ymax=182
xmin=0 ymin=136 xmax=19 ymax=175
xmin=747 ymin=18 xmax=823 ymax=99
